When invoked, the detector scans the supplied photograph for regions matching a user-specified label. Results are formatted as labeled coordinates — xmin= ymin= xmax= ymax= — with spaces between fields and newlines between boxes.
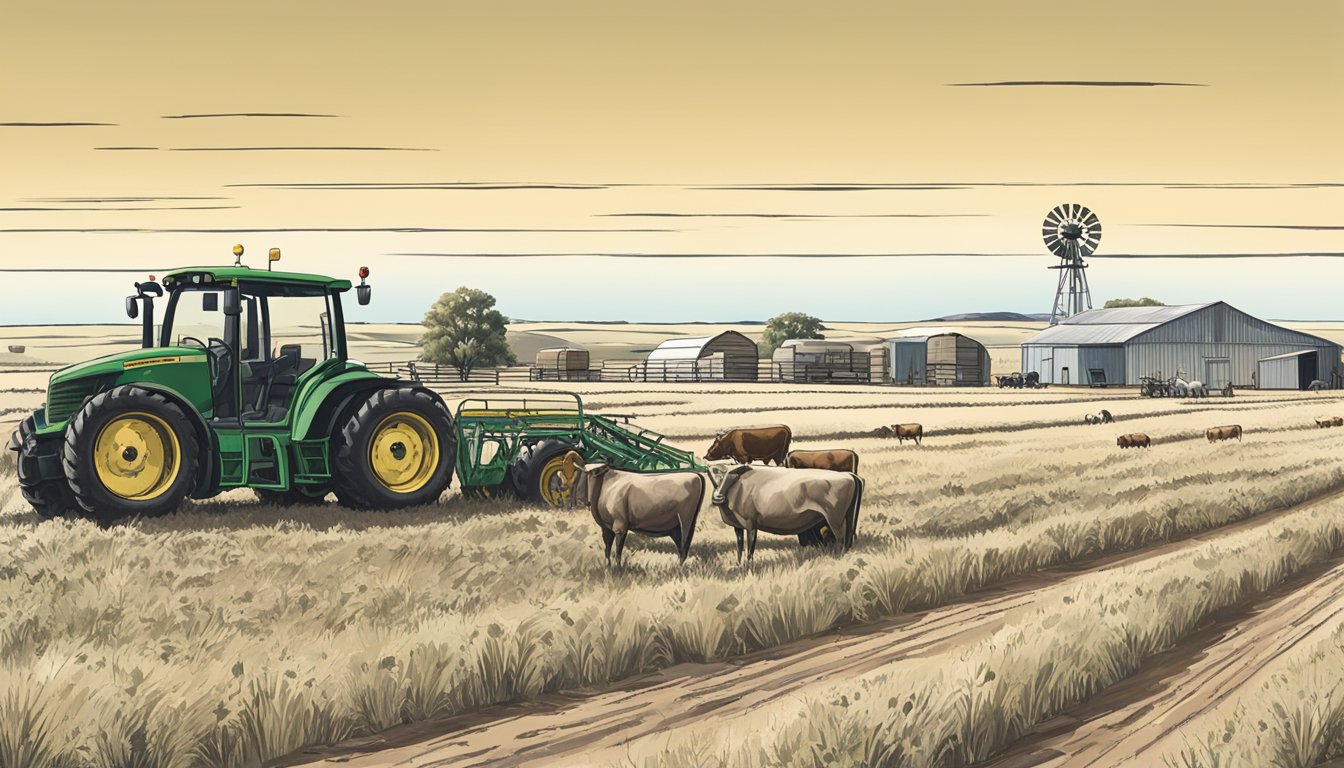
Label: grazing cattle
xmin=786 ymin=449 xmax=859 ymax=474
xmin=563 ymin=452 xmax=706 ymax=567
xmin=892 ymin=423 xmax=923 ymax=445
xmin=1206 ymin=425 xmax=1244 ymax=443
xmin=705 ymin=425 xmax=792 ymax=465
xmin=1309 ymin=380 xmax=1328 ymax=392
xmin=708 ymin=464 xmax=863 ymax=563
xmin=1316 ymin=418 xmax=1334 ymax=429
xmin=1334 ymin=417 xmax=1344 ymax=427
xmin=1117 ymin=433 xmax=1151 ymax=449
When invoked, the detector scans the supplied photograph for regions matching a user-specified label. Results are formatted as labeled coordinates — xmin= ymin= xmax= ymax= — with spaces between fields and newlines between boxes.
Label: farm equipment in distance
xmin=454 ymin=392 xmax=704 ymax=505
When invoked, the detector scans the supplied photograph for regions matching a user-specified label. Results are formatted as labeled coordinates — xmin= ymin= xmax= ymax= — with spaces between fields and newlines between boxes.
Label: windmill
xmin=1043 ymin=203 xmax=1101 ymax=325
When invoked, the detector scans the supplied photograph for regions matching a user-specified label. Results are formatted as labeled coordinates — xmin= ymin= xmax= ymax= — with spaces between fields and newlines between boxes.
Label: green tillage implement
xmin=454 ymin=392 xmax=704 ymax=505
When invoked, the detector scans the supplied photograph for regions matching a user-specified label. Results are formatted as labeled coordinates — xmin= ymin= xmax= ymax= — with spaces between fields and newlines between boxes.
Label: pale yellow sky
xmin=1 ymin=1 xmax=1341 ymax=323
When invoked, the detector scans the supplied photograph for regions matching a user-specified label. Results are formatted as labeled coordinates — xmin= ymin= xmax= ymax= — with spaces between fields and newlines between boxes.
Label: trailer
xmin=454 ymin=392 xmax=704 ymax=504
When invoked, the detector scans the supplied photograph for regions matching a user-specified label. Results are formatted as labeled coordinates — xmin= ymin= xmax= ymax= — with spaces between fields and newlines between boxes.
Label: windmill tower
xmin=1043 ymin=203 xmax=1101 ymax=325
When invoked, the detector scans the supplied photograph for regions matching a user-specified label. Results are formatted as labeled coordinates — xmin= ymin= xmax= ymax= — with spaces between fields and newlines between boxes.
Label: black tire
xmin=510 ymin=439 xmax=578 ymax=506
xmin=254 ymin=487 xmax=330 ymax=506
xmin=62 ymin=385 xmax=200 ymax=524
xmin=14 ymin=416 xmax=77 ymax=519
xmin=332 ymin=387 xmax=456 ymax=510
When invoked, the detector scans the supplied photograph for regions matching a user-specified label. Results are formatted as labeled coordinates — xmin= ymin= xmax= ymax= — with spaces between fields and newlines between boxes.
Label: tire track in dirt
xmin=273 ymin=487 xmax=1344 ymax=768
xmin=984 ymin=555 xmax=1344 ymax=767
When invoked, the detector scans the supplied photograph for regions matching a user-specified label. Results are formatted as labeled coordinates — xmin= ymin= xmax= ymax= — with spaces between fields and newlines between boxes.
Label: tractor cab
xmin=128 ymin=246 xmax=372 ymax=424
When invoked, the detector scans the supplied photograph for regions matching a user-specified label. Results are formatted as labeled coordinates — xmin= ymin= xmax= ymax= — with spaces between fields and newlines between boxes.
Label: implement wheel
xmin=510 ymin=439 xmax=578 ymax=507
xmin=62 ymin=385 xmax=200 ymax=524
xmin=332 ymin=387 xmax=456 ymax=510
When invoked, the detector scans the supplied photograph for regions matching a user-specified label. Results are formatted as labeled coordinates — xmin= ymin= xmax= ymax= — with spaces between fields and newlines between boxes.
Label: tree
xmin=1103 ymin=297 xmax=1166 ymax=308
xmin=420 ymin=287 xmax=516 ymax=380
xmin=758 ymin=312 xmax=826 ymax=357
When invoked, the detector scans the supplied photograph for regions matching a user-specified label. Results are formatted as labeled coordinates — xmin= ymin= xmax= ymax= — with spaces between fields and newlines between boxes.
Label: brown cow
xmin=1117 ymin=433 xmax=1150 ymax=449
xmin=892 ymin=423 xmax=923 ymax=446
xmin=786 ymin=449 xmax=859 ymax=474
xmin=1206 ymin=425 xmax=1243 ymax=442
xmin=705 ymin=425 xmax=792 ymax=465
xmin=1317 ymin=418 xmax=1335 ymax=429
xmin=1334 ymin=417 xmax=1344 ymax=427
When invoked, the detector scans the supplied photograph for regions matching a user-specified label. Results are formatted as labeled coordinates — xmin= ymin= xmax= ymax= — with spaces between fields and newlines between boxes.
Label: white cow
xmin=564 ymin=452 xmax=705 ymax=567
xmin=708 ymin=464 xmax=863 ymax=563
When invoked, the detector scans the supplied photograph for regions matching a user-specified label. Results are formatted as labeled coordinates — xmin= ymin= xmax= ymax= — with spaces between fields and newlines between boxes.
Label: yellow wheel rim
xmin=93 ymin=411 xmax=180 ymax=500
xmin=538 ymin=456 xmax=571 ymax=507
xmin=369 ymin=411 xmax=439 ymax=494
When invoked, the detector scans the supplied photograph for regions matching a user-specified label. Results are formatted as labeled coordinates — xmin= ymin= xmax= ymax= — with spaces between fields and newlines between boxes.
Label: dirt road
xmin=275 ymin=489 xmax=1344 ymax=768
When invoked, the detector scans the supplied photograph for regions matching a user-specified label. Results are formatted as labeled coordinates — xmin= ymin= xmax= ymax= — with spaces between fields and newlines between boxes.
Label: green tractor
xmin=8 ymin=247 xmax=457 ymax=523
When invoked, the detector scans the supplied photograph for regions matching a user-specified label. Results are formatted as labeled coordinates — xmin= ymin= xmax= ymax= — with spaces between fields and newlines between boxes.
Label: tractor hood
xmin=49 ymin=346 xmax=209 ymax=386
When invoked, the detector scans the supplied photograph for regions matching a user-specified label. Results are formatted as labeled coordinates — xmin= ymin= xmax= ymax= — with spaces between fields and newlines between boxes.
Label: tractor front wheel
xmin=332 ymin=388 xmax=455 ymax=510
xmin=510 ymin=439 xmax=578 ymax=507
xmin=14 ymin=416 xmax=76 ymax=519
xmin=62 ymin=386 xmax=200 ymax=524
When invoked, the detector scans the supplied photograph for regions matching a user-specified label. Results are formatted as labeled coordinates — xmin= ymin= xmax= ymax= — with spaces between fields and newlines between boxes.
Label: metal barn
xmin=643 ymin=331 xmax=759 ymax=382
xmin=1021 ymin=302 xmax=1342 ymax=388
xmin=771 ymin=340 xmax=868 ymax=382
xmin=887 ymin=332 xmax=991 ymax=386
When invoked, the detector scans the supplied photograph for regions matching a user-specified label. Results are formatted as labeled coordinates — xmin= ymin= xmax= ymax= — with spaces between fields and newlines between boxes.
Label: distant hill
xmin=926 ymin=312 xmax=1052 ymax=322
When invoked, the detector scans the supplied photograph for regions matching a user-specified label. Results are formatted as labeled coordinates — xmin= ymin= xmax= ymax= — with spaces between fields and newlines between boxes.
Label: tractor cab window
xmin=236 ymin=284 xmax=340 ymax=424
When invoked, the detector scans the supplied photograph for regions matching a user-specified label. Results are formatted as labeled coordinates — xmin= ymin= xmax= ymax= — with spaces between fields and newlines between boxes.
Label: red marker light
xmin=148 ymin=275 xmax=156 ymax=281
xmin=358 ymin=266 xmax=370 ymax=279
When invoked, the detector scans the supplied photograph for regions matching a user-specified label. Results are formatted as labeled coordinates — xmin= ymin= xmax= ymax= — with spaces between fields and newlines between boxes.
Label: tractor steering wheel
xmin=179 ymin=336 xmax=207 ymax=349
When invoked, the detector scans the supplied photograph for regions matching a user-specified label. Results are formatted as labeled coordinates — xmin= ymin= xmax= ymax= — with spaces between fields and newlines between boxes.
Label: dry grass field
xmin=5 ymin=357 xmax=1344 ymax=767
xmin=6 ymin=326 xmax=1344 ymax=767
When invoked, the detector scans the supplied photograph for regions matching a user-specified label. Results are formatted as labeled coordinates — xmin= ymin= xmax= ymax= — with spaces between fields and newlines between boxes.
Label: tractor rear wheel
xmin=14 ymin=416 xmax=76 ymax=519
xmin=510 ymin=439 xmax=578 ymax=507
xmin=332 ymin=387 xmax=455 ymax=510
xmin=62 ymin=385 xmax=200 ymax=524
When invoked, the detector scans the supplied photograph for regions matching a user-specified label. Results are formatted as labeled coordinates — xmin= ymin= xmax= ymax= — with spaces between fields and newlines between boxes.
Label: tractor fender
xmin=108 ymin=382 xmax=216 ymax=497
xmin=292 ymin=373 xmax=449 ymax=442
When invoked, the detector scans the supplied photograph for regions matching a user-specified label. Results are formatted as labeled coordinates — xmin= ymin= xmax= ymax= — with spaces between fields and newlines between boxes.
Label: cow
xmin=1334 ymin=417 xmax=1344 ymax=427
xmin=892 ymin=423 xmax=923 ymax=445
xmin=1206 ymin=425 xmax=1244 ymax=442
xmin=1188 ymin=381 xmax=1209 ymax=398
xmin=562 ymin=452 xmax=706 ymax=567
xmin=1316 ymin=418 xmax=1334 ymax=429
xmin=1117 ymin=433 xmax=1150 ymax=449
xmin=708 ymin=464 xmax=863 ymax=563
xmin=1085 ymin=409 xmax=1115 ymax=425
xmin=786 ymin=449 xmax=859 ymax=474
xmin=705 ymin=425 xmax=792 ymax=466
xmin=1309 ymin=380 xmax=1328 ymax=392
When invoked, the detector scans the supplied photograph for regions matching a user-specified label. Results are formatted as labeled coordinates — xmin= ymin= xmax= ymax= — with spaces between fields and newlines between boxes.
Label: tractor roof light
xmin=358 ymin=266 xmax=369 ymax=284
xmin=269 ymin=247 xmax=281 ymax=271
xmin=232 ymin=244 xmax=244 ymax=267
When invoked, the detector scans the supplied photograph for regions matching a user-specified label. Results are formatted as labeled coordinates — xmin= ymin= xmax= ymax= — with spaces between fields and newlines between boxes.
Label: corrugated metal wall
xmin=1257 ymin=355 xmax=1306 ymax=389
xmin=1079 ymin=346 xmax=1126 ymax=386
xmin=888 ymin=339 xmax=926 ymax=385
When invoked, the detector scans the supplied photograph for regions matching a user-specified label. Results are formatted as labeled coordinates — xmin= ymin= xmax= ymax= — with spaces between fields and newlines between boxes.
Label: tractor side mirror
xmin=356 ymin=284 xmax=371 ymax=305
xmin=223 ymin=288 xmax=242 ymax=316
xmin=125 ymin=296 xmax=139 ymax=319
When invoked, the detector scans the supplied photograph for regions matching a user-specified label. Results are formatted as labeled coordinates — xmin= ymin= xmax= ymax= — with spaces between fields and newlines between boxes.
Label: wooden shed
xmin=644 ymin=331 xmax=759 ymax=382
xmin=532 ymin=347 xmax=591 ymax=381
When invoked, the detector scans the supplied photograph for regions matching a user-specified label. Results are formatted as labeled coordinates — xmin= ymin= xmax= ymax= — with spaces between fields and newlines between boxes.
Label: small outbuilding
xmin=771 ymin=339 xmax=867 ymax=382
xmin=643 ymin=331 xmax=759 ymax=382
xmin=532 ymin=347 xmax=591 ymax=381
xmin=886 ymin=331 xmax=992 ymax=386
xmin=1022 ymin=302 xmax=1342 ymax=387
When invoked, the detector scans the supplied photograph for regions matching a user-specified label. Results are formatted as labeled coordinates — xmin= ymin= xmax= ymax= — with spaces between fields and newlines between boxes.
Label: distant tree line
xmin=1103 ymin=297 xmax=1166 ymax=308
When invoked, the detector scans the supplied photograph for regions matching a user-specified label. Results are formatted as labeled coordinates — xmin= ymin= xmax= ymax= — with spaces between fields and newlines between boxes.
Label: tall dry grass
xmin=1 ymin=390 xmax=1343 ymax=766
xmin=619 ymin=495 xmax=1344 ymax=768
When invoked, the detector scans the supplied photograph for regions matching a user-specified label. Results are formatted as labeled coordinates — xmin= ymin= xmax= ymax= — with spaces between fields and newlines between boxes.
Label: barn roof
xmin=1023 ymin=303 xmax=1215 ymax=346
xmin=646 ymin=330 xmax=755 ymax=361
xmin=1258 ymin=349 xmax=1317 ymax=361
